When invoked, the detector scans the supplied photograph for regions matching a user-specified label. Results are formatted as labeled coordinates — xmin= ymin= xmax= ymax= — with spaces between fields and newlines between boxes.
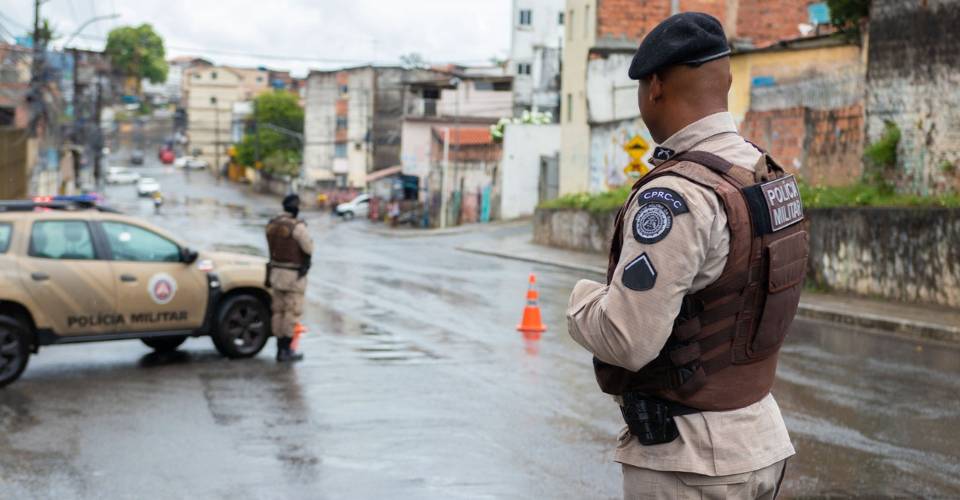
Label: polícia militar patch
xmin=633 ymin=202 xmax=673 ymax=244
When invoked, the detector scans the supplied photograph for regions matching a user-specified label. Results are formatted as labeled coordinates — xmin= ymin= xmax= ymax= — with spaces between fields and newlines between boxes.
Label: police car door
xmin=97 ymin=221 xmax=206 ymax=333
xmin=18 ymin=218 xmax=120 ymax=337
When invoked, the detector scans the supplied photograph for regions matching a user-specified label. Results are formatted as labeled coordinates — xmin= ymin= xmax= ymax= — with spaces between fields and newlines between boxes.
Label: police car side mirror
xmin=180 ymin=247 xmax=199 ymax=264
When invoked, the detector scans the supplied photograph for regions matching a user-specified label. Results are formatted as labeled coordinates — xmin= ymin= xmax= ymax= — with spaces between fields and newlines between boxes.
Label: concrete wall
xmin=303 ymin=71 xmax=337 ymax=184
xmin=501 ymin=123 xmax=560 ymax=218
xmin=535 ymin=205 xmax=960 ymax=308
xmin=807 ymin=208 xmax=960 ymax=308
xmin=866 ymin=0 xmax=960 ymax=195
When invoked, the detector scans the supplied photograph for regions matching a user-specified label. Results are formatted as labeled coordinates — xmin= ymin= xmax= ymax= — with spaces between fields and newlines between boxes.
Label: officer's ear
xmin=648 ymin=72 xmax=665 ymax=103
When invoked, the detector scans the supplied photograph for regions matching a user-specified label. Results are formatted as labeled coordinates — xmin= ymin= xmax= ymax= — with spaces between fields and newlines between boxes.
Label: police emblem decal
xmin=147 ymin=273 xmax=178 ymax=305
xmin=652 ymin=146 xmax=676 ymax=162
xmin=633 ymin=202 xmax=673 ymax=244
xmin=622 ymin=253 xmax=657 ymax=291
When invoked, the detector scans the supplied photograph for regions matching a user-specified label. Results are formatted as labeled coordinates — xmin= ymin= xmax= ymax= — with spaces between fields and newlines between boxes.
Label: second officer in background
xmin=265 ymin=194 xmax=313 ymax=362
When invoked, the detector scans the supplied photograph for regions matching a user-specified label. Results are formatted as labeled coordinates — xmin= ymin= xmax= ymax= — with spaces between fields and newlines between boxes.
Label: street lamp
xmin=211 ymin=96 xmax=220 ymax=180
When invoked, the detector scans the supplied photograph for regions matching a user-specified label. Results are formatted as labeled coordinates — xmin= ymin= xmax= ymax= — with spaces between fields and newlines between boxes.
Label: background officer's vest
xmin=266 ymin=216 xmax=307 ymax=266
xmin=595 ymin=151 xmax=809 ymax=412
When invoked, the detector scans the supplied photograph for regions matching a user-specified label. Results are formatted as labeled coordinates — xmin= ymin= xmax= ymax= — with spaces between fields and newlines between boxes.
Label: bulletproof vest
xmin=266 ymin=215 xmax=307 ymax=266
xmin=594 ymin=151 xmax=809 ymax=412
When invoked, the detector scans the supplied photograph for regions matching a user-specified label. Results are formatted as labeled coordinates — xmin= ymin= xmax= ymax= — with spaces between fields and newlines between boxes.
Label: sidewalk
xmin=457 ymin=234 xmax=960 ymax=344
xmin=362 ymin=218 xmax=532 ymax=239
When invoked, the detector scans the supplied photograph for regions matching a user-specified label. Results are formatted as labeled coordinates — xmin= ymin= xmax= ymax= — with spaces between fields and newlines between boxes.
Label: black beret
xmin=628 ymin=12 xmax=730 ymax=80
xmin=282 ymin=193 xmax=300 ymax=208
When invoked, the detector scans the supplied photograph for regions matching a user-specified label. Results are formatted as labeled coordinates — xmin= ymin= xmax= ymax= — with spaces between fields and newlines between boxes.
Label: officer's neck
xmin=659 ymin=105 xmax=727 ymax=145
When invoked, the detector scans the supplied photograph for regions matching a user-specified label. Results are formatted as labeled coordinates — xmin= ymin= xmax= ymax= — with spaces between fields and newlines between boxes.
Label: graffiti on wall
xmin=589 ymin=119 xmax=654 ymax=191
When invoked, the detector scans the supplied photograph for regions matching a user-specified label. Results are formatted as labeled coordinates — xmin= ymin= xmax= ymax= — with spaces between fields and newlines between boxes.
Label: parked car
xmin=336 ymin=194 xmax=370 ymax=220
xmin=0 ymin=198 xmax=272 ymax=387
xmin=106 ymin=167 xmax=141 ymax=185
xmin=137 ymin=177 xmax=161 ymax=197
xmin=130 ymin=149 xmax=145 ymax=165
xmin=174 ymin=156 xmax=208 ymax=170
xmin=159 ymin=147 xmax=175 ymax=165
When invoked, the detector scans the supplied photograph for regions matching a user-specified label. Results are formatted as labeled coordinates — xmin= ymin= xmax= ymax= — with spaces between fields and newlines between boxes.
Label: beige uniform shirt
xmin=566 ymin=112 xmax=795 ymax=476
xmin=269 ymin=214 xmax=314 ymax=293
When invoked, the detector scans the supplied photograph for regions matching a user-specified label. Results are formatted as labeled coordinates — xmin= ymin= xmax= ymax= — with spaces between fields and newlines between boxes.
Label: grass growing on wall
xmin=538 ymin=180 xmax=960 ymax=213
xmin=538 ymin=185 xmax=632 ymax=213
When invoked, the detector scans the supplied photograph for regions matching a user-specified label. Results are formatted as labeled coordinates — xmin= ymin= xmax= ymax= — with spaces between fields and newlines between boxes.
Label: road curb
xmin=457 ymin=244 xmax=960 ymax=344
xmin=456 ymin=246 xmax=607 ymax=275
xmin=795 ymin=302 xmax=960 ymax=344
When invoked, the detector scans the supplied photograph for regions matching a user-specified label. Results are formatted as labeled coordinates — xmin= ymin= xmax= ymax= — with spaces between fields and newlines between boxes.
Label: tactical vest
xmin=266 ymin=215 xmax=307 ymax=266
xmin=594 ymin=151 xmax=809 ymax=412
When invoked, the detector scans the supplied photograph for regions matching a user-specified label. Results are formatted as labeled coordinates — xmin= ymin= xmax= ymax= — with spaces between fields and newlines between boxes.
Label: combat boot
xmin=276 ymin=337 xmax=304 ymax=363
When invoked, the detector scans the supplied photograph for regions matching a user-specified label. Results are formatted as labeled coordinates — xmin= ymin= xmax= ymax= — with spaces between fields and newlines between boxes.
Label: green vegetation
xmin=234 ymin=91 xmax=304 ymax=177
xmin=827 ymin=0 xmax=870 ymax=31
xmin=799 ymin=181 xmax=960 ymax=208
xmin=538 ymin=185 xmax=632 ymax=213
xmin=105 ymin=24 xmax=168 ymax=91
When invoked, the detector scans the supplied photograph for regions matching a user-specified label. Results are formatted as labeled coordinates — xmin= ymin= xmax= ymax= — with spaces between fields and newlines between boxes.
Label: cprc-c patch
xmin=632 ymin=187 xmax=689 ymax=244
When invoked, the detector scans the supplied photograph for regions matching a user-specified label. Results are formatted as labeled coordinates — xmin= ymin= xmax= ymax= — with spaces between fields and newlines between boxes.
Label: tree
xmin=827 ymin=0 xmax=870 ymax=31
xmin=235 ymin=91 xmax=305 ymax=176
xmin=104 ymin=24 xmax=168 ymax=92
xmin=400 ymin=52 xmax=428 ymax=70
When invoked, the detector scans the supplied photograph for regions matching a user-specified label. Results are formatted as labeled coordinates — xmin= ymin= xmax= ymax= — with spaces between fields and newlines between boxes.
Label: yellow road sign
xmin=623 ymin=135 xmax=651 ymax=178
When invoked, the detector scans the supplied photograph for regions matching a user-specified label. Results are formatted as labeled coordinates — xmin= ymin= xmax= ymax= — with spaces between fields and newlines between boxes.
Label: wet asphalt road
xmin=2 ymin=159 xmax=959 ymax=499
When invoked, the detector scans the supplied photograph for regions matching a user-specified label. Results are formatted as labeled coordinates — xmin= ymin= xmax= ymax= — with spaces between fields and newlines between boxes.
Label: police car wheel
xmin=342 ymin=211 xmax=354 ymax=220
xmin=0 ymin=316 xmax=30 ymax=388
xmin=212 ymin=295 xmax=270 ymax=359
xmin=141 ymin=335 xmax=187 ymax=353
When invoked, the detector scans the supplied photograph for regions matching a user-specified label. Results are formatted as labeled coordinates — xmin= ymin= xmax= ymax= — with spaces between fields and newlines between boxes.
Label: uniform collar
xmin=649 ymin=112 xmax=739 ymax=166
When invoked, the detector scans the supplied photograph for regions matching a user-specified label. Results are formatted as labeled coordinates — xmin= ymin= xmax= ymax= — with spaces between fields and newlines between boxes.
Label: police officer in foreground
xmin=266 ymin=194 xmax=314 ymax=362
xmin=566 ymin=13 xmax=808 ymax=499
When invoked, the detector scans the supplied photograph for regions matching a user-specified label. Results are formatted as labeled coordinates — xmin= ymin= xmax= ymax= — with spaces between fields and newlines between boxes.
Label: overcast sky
xmin=0 ymin=0 xmax=513 ymax=76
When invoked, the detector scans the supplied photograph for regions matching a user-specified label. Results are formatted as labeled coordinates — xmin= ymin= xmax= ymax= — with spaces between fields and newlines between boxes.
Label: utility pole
xmin=72 ymin=48 xmax=82 ymax=189
xmin=212 ymin=96 xmax=221 ymax=182
xmin=93 ymin=73 xmax=103 ymax=189
xmin=440 ymin=127 xmax=450 ymax=228
xmin=28 ymin=0 xmax=46 ymax=137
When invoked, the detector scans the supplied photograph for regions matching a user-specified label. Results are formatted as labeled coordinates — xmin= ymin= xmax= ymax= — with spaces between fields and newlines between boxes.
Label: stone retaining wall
xmin=534 ymin=207 xmax=960 ymax=308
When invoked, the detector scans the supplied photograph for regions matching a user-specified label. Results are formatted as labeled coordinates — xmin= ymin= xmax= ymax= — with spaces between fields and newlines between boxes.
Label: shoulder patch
xmin=632 ymin=202 xmax=673 ymax=244
xmin=622 ymin=253 xmax=657 ymax=291
xmin=636 ymin=187 xmax=689 ymax=215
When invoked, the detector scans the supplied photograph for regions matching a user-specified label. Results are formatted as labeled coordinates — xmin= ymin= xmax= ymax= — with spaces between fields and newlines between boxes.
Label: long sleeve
xmin=566 ymin=175 xmax=728 ymax=372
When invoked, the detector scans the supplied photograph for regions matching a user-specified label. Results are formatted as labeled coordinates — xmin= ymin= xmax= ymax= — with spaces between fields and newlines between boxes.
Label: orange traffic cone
xmin=292 ymin=322 xmax=307 ymax=351
xmin=517 ymin=273 xmax=547 ymax=338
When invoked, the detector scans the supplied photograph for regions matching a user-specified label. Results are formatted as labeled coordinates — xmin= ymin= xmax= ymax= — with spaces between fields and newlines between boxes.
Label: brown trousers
xmin=623 ymin=459 xmax=787 ymax=500
xmin=271 ymin=289 xmax=303 ymax=339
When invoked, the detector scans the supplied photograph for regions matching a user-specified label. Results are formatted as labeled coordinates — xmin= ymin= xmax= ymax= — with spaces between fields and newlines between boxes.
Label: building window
xmin=558 ymin=11 xmax=564 ymax=25
xmin=339 ymin=84 xmax=349 ymax=97
xmin=336 ymin=116 xmax=348 ymax=130
xmin=193 ymin=73 xmax=201 ymax=80
xmin=516 ymin=63 xmax=532 ymax=76
xmin=519 ymin=9 xmax=532 ymax=26
xmin=256 ymin=76 xmax=263 ymax=82
xmin=334 ymin=143 xmax=347 ymax=158
xmin=211 ymin=71 xmax=218 ymax=80
xmin=567 ymin=9 xmax=574 ymax=40
xmin=566 ymin=93 xmax=572 ymax=123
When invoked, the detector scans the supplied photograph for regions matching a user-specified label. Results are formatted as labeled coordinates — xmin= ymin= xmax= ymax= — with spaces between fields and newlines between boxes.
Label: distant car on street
xmin=159 ymin=147 xmax=175 ymax=165
xmin=130 ymin=149 xmax=145 ymax=165
xmin=106 ymin=167 xmax=141 ymax=185
xmin=336 ymin=194 xmax=370 ymax=220
xmin=174 ymin=156 xmax=208 ymax=170
xmin=0 ymin=198 xmax=272 ymax=387
xmin=137 ymin=177 xmax=161 ymax=197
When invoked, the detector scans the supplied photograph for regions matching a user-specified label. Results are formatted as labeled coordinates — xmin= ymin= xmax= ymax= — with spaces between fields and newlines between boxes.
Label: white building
xmin=509 ymin=0 xmax=565 ymax=120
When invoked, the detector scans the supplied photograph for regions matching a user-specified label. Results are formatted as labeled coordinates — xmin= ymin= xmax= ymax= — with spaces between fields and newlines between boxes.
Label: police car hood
xmin=202 ymin=250 xmax=267 ymax=268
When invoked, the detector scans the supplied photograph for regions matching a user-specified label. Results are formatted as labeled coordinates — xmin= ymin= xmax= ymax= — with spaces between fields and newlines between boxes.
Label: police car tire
xmin=141 ymin=335 xmax=187 ymax=353
xmin=0 ymin=316 xmax=30 ymax=388
xmin=342 ymin=211 xmax=354 ymax=220
xmin=211 ymin=294 xmax=270 ymax=359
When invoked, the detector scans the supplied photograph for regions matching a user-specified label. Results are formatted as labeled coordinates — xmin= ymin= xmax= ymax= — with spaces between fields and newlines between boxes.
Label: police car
xmin=0 ymin=197 xmax=272 ymax=387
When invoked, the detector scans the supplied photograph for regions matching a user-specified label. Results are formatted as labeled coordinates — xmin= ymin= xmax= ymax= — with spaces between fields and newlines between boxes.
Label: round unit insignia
xmin=147 ymin=273 xmax=178 ymax=305
xmin=633 ymin=202 xmax=673 ymax=244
